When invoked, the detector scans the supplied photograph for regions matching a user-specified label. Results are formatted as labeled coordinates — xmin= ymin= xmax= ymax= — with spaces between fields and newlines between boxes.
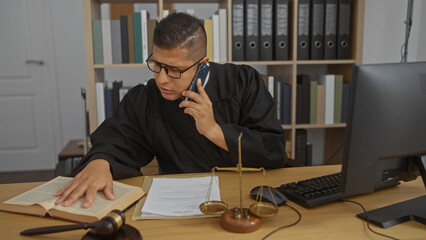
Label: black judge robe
xmin=74 ymin=63 xmax=287 ymax=179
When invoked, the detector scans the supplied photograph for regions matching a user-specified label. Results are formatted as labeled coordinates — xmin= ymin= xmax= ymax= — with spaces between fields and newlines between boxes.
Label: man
xmin=55 ymin=12 xmax=287 ymax=208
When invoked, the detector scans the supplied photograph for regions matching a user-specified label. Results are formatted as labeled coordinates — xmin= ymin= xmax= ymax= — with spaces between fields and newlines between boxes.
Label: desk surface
xmin=0 ymin=165 xmax=424 ymax=240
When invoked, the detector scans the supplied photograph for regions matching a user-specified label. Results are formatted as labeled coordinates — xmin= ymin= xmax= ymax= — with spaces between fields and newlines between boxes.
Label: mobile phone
xmin=184 ymin=63 xmax=210 ymax=101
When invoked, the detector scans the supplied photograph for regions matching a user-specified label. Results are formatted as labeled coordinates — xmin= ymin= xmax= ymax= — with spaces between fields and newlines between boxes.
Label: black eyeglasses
xmin=146 ymin=53 xmax=204 ymax=79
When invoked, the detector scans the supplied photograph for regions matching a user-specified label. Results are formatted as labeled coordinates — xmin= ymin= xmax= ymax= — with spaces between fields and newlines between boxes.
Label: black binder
xmin=310 ymin=0 xmax=324 ymax=60
xmin=274 ymin=0 xmax=289 ymax=60
xmin=337 ymin=0 xmax=351 ymax=59
xmin=245 ymin=0 xmax=260 ymax=61
xmin=297 ymin=0 xmax=310 ymax=60
xmin=324 ymin=0 xmax=338 ymax=59
xmin=232 ymin=0 xmax=245 ymax=61
xmin=260 ymin=0 xmax=273 ymax=61
xmin=120 ymin=16 xmax=129 ymax=64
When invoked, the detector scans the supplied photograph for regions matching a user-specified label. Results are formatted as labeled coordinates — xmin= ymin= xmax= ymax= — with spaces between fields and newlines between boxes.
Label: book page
xmin=3 ymin=176 xmax=144 ymax=217
xmin=141 ymin=176 xmax=221 ymax=217
xmin=3 ymin=176 xmax=71 ymax=210
xmin=53 ymin=180 xmax=141 ymax=216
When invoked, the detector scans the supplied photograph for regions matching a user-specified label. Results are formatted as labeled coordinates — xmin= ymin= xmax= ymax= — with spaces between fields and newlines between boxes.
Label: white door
xmin=0 ymin=0 xmax=58 ymax=171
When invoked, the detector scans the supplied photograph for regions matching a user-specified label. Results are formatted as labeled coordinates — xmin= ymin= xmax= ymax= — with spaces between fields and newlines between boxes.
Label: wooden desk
xmin=0 ymin=165 xmax=424 ymax=240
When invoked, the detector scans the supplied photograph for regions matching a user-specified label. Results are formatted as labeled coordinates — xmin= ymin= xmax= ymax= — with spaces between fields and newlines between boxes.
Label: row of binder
xmin=298 ymin=0 xmax=352 ymax=60
xmin=232 ymin=0 xmax=290 ymax=61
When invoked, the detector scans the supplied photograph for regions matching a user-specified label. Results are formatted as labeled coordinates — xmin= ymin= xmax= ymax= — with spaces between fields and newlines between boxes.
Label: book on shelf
xmin=204 ymin=18 xmax=213 ymax=61
xmin=310 ymin=79 xmax=318 ymax=124
xmin=318 ymin=74 xmax=335 ymax=124
xmin=334 ymin=74 xmax=343 ymax=123
xmin=212 ymin=14 xmax=220 ymax=62
xmin=0 ymin=176 xmax=144 ymax=223
xmin=96 ymin=81 xmax=106 ymax=126
xmin=316 ymin=83 xmax=325 ymax=124
xmin=101 ymin=20 xmax=113 ymax=64
xmin=341 ymin=82 xmax=350 ymax=123
xmin=217 ymin=9 xmax=228 ymax=62
xmin=281 ymin=82 xmax=291 ymax=125
xmin=111 ymin=19 xmax=122 ymax=64
xmin=92 ymin=20 xmax=103 ymax=64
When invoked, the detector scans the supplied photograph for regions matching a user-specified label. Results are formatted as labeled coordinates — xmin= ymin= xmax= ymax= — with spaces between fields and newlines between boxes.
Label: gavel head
xmin=94 ymin=210 xmax=125 ymax=235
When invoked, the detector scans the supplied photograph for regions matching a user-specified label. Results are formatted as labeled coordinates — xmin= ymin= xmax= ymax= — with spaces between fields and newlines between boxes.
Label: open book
xmin=0 ymin=176 xmax=144 ymax=223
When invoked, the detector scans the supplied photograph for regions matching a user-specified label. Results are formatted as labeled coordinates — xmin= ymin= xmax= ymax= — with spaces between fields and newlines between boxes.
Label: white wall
xmin=362 ymin=0 xmax=426 ymax=63
xmin=49 ymin=0 xmax=425 ymax=161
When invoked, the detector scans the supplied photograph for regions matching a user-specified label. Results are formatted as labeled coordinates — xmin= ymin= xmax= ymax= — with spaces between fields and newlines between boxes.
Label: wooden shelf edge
xmin=295 ymin=123 xmax=347 ymax=129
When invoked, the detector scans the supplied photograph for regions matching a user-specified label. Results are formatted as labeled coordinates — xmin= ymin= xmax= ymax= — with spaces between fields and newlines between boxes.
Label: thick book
xmin=318 ymin=74 xmax=335 ymax=124
xmin=101 ymin=20 xmax=112 ymax=64
xmin=341 ymin=82 xmax=350 ymax=123
xmin=204 ymin=19 xmax=213 ymax=61
xmin=128 ymin=14 xmax=135 ymax=63
xmin=316 ymin=84 xmax=325 ymax=124
xmin=282 ymin=82 xmax=291 ymax=125
xmin=104 ymin=86 xmax=113 ymax=119
xmin=120 ymin=16 xmax=129 ymax=63
xmin=96 ymin=81 xmax=106 ymax=126
xmin=310 ymin=80 xmax=318 ymax=124
xmin=110 ymin=20 xmax=122 ymax=64
xmin=92 ymin=20 xmax=103 ymax=64
xmin=334 ymin=74 xmax=343 ymax=123
xmin=133 ymin=12 xmax=142 ymax=63
xmin=212 ymin=14 xmax=220 ymax=62
xmin=0 ymin=176 xmax=144 ymax=223
xmin=297 ymin=74 xmax=311 ymax=124
xmin=218 ymin=9 xmax=228 ymax=62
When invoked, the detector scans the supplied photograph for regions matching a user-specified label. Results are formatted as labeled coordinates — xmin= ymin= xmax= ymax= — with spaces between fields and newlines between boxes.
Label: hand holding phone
xmin=184 ymin=63 xmax=210 ymax=101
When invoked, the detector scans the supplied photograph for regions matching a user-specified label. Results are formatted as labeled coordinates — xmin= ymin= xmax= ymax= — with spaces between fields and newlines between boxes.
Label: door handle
xmin=25 ymin=60 xmax=45 ymax=66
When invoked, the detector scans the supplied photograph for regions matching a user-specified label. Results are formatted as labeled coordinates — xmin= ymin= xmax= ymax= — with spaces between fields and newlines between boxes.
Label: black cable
xmin=262 ymin=204 xmax=302 ymax=240
xmin=339 ymin=199 xmax=399 ymax=240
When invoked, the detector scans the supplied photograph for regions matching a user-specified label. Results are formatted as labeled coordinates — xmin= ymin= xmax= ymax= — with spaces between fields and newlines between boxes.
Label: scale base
xmin=220 ymin=208 xmax=261 ymax=233
xmin=82 ymin=224 xmax=142 ymax=240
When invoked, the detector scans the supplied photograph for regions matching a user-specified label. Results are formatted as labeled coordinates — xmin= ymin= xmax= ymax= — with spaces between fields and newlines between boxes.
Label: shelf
xmin=297 ymin=60 xmax=357 ymax=65
xmin=94 ymin=63 xmax=148 ymax=68
xmin=83 ymin=0 xmax=364 ymax=163
xmin=295 ymin=123 xmax=347 ymax=129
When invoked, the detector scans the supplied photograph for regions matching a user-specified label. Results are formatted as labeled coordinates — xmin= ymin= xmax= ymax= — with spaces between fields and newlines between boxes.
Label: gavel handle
xmin=20 ymin=222 xmax=92 ymax=235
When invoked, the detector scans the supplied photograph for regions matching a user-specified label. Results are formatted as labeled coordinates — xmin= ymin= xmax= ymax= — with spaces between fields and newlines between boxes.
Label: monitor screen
xmin=340 ymin=61 xmax=426 ymax=228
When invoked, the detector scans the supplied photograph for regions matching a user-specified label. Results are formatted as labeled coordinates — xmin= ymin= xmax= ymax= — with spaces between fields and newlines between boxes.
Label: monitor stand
xmin=357 ymin=155 xmax=426 ymax=228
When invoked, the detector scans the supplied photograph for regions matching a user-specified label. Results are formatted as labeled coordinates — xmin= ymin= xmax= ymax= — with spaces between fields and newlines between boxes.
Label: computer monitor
xmin=340 ymin=61 xmax=426 ymax=228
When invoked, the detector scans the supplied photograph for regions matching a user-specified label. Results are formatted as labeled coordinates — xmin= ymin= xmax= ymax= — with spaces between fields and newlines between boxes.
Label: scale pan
xmin=249 ymin=202 xmax=278 ymax=218
xmin=199 ymin=201 xmax=228 ymax=215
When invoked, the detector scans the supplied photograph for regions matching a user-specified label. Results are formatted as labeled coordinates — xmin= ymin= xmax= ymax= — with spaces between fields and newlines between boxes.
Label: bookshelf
xmin=82 ymin=0 xmax=364 ymax=164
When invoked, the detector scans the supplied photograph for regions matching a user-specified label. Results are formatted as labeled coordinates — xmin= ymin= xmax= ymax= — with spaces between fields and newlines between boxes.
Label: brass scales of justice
xmin=199 ymin=133 xmax=280 ymax=233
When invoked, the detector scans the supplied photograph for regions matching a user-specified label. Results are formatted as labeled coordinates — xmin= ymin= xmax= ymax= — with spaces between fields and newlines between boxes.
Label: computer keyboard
xmin=276 ymin=172 xmax=345 ymax=208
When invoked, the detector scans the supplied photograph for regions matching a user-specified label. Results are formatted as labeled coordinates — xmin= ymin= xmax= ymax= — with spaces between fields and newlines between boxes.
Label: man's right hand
xmin=54 ymin=159 xmax=115 ymax=208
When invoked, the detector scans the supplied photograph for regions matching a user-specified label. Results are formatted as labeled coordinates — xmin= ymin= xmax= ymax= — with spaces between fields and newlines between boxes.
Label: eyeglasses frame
xmin=146 ymin=53 xmax=204 ymax=79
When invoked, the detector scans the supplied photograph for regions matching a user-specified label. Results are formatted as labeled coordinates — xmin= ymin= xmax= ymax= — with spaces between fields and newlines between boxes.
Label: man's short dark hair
xmin=153 ymin=12 xmax=207 ymax=60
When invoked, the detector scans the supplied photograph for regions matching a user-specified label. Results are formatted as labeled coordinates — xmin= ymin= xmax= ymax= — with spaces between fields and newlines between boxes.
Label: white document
xmin=141 ymin=176 xmax=221 ymax=217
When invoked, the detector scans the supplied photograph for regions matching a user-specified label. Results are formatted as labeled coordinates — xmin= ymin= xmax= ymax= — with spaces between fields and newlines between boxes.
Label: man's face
xmin=151 ymin=46 xmax=203 ymax=101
